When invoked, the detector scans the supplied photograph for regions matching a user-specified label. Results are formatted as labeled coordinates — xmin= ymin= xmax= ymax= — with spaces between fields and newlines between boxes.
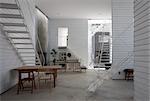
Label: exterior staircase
xmin=96 ymin=42 xmax=110 ymax=63
xmin=0 ymin=0 xmax=43 ymax=66
xmin=94 ymin=32 xmax=111 ymax=69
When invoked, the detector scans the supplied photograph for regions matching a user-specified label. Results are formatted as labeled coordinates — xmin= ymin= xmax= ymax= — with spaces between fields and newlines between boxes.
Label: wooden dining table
xmin=14 ymin=65 xmax=62 ymax=93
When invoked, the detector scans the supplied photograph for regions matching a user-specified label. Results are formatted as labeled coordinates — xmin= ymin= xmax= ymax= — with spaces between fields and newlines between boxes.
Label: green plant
xmin=50 ymin=49 xmax=57 ymax=65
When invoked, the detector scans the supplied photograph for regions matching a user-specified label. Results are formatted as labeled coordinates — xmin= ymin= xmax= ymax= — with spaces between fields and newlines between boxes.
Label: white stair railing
xmin=87 ymin=51 xmax=133 ymax=93
xmin=87 ymin=20 xmax=134 ymax=93
xmin=98 ymin=32 xmax=105 ymax=64
xmin=16 ymin=0 xmax=45 ymax=66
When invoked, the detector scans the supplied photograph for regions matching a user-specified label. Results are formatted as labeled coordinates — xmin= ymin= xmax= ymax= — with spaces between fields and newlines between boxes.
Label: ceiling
xmin=36 ymin=0 xmax=112 ymax=19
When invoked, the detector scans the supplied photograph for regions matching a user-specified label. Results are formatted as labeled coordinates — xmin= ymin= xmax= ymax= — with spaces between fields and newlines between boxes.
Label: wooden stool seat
xmin=80 ymin=66 xmax=87 ymax=72
xmin=124 ymin=69 xmax=134 ymax=80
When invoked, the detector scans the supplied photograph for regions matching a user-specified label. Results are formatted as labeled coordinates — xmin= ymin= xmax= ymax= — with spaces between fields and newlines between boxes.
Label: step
xmin=16 ymin=47 xmax=34 ymax=49
xmin=102 ymin=55 xmax=109 ymax=57
xmin=22 ymin=57 xmax=35 ymax=60
xmin=0 ymin=3 xmax=19 ymax=9
xmin=0 ymin=0 xmax=16 ymax=5
xmin=3 ymin=26 xmax=27 ymax=31
xmin=24 ymin=61 xmax=35 ymax=64
xmin=0 ymin=14 xmax=23 ymax=19
xmin=20 ymin=52 xmax=35 ymax=55
xmin=11 ymin=39 xmax=31 ymax=44
xmin=18 ymin=51 xmax=35 ymax=54
xmin=101 ymin=61 xmax=109 ymax=63
xmin=21 ymin=55 xmax=35 ymax=57
xmin=13 ymin=43 xmax=32 ymax=45
xmin=14 ymin=44 xmax=33 ymax=48
xmin=101 ymin=58 xmax=110 ymax=60
xmin=5 ymin=30 xmax=29 ymax=33
xmin=1 ymin=9 xmax=20 ymax=15
xmin=25 ymin=64 xmax=36 ymax=66
xmin=1 ymin=18 xmax=24 ymax=23
xmin=23 ymin=59 xmax=35 ymax=62
xmin=17 ymin=49 xmax=35 ymax=53
xmin=2 ymin=23 xmax=26 ymax=27
xmin=10 ymin=37 xmax=30 ymax=39
xmin=102 ymin=54 xmax=110 ymax=56
xmin=36 ymin=61 xmax=41 ymax=64
xmin=101 ymin=56 xmax=110 ymax=58
xmin=101 ymin=60 xmax=110 ymax=62
xmin=7 ymin=33 xmax=29 ymax=38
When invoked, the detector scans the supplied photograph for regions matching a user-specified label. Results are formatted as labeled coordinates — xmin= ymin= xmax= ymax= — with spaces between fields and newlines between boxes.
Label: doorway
xmin=88 ymin=20 xmax=112 ymax=69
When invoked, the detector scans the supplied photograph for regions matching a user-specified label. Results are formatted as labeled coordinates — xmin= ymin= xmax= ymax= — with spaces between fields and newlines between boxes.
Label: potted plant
xmin=50 ymin=49 xmax=57 ymax=65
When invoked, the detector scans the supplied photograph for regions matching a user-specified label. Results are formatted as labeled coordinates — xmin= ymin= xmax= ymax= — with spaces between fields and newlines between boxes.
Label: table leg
xmin=17 ymin=72 xmax=21 ymax=94
xmin=53 ymin=73 xmax=56 ymax=88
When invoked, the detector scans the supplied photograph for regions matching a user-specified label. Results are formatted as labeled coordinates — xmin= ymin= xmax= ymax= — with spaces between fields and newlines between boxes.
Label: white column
xmin=112 ymin=0 xmax=134 ymax=79
xmin=134 ymin=0 xmax=150 ymax=101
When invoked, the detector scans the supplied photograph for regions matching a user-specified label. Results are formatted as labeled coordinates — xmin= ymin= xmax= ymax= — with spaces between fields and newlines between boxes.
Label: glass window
xmin=58 ymin=27 xmax=68 ymax=47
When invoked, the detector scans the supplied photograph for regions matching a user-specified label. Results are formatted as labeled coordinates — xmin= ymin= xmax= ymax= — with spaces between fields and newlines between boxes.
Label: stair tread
xmin=22 ymin=56 xmax=35 ymax=57
xmin=5 ymin=30 xmax=29 ymax=33
xmin=10 ymin=37 xmax=30 ymax=39
xmin=2 ymin=23 xmax=26 ymax=26
xmin=0 ymin=3 xmax=19 ymax=9
xmin=13 ymin=43 xmax=32 ymax=44
xmin=17 ymin=48 xmax=34 ymax=49
xmin=0 ymin=14 xmax=23 ymax=19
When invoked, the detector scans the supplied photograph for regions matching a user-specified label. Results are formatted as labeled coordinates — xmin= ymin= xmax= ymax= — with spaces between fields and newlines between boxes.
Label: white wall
xmin=0 ymin=25 xmax=22 ymax=94
xmin=36 ymin=9 xmax=48 ymax=52
xmin=49 ymin=19 xmax=88 ymax=66
xmin=134 ymin=0 xmax=150 ymax=101
xmin=112 ymin=0 xmax=134 ymax=79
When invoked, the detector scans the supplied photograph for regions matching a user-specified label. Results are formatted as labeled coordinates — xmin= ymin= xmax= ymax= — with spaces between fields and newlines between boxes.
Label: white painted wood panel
xmin=134 ymin=0 xmax=150 ymax=100
xmin=0 ymin=25 xmax=22 ymax=94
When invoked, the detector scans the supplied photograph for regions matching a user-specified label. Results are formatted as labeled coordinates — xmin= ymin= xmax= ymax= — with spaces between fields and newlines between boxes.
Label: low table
xmin=14 ymin=66 xmax=61 ymax=94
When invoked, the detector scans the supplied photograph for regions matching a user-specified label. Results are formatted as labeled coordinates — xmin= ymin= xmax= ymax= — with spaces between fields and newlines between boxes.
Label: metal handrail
xmin=15 ymin=0 xmax=42 ymax=66
xmin=16 ymin=0 xmax=45 ymax=66
xmin=36 ymin=35 xmax=45 ymax=65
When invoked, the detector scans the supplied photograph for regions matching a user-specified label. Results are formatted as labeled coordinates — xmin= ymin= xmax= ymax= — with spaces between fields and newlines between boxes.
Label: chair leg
xmin=17 ymin=82 xmax=20 ymax=94
xmin=31 ymin=80 xmax=34 ymax=93
xmin=34 ymin=79 xmax=36 ymax=89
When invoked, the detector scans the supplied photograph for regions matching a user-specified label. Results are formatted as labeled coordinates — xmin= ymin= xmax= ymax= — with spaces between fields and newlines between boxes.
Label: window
xmin=58 ymin=27 xmax=68 ymax=47
xmin=98 ymin=35 xmax=110 ymax=42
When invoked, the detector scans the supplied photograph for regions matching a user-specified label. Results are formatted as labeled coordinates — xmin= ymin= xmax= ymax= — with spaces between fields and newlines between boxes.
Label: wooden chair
xmin=37 ymin=68 xmax=55 ymax=87
xmin=17 ymin=70 xmax=36 ymax=94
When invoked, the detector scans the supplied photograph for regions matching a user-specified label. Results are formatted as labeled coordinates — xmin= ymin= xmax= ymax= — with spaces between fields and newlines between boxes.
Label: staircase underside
xmin=0 ymin=0 xmax=41 ymax=66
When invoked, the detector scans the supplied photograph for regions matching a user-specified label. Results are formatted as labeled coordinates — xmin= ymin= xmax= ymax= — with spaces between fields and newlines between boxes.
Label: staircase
xmin=88 ymin=51 xmax=133 ymax=93
xmin=0 ymin=0 xmax=43 ymax=66
xmin=96 ymin=42 xmax=110 ymax=63
xmin=94 ymin=32 xmax=111 ymax=69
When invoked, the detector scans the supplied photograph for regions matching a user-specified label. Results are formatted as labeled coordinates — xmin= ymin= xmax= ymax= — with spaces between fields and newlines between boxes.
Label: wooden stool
xmin=80 ymin=66 xmax=87 ymax=72
xmin=124 ymin=69 xmax=134 ymax=80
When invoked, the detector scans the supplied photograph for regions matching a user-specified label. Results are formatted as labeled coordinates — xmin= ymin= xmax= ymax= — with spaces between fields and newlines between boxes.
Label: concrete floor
xmin=1 ymin=70 xmax=134 ymax=101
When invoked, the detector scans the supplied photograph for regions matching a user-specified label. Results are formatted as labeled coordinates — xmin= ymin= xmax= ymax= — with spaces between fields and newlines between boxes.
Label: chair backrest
xmin=20 ymin=70 xmax=34 ymax=79
xmin=37 ymin=68 xmax=55 ymax=74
